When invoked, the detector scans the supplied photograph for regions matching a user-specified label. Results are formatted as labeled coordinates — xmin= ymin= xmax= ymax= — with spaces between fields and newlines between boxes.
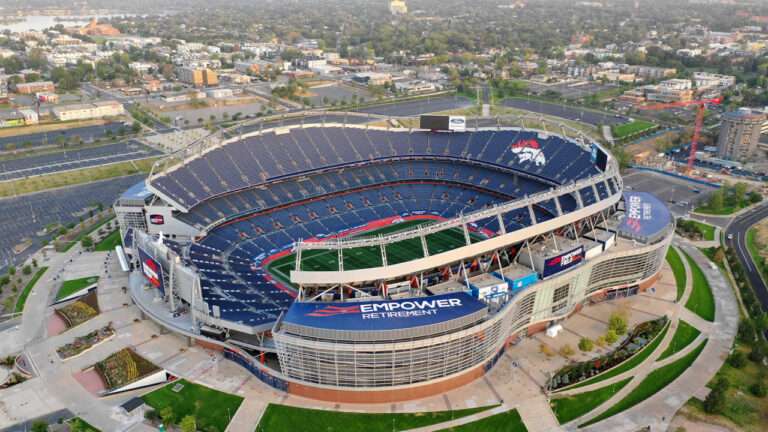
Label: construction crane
xmin=637 ymin=97 xmax=721 ymax=173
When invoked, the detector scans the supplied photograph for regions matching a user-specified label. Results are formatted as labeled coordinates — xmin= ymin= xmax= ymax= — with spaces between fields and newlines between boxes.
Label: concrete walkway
xmin=564 ymin=243 xmax=738 ymax=432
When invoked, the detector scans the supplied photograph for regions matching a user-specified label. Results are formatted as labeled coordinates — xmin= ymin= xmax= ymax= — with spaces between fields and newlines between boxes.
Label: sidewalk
xmin=573 ymin=245 xmax=738 ymax=432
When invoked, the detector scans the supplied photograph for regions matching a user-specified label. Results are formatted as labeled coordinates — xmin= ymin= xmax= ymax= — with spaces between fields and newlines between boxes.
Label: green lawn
xmin=94 ymin=230 xmax=121 ymax=252
xmin=694 ymin=205 xmax=737 ymax=216
xmin=267 ymin=219 xmax=482 ymax=286
xmin=56 ymin=276 xmax=99 ymax=301
xmin=66 ymin=417 xmax=100 ymax=432
xmin=257 ymin=403 xmax=496 ymax=432
xmin=565 ymin=321 xmax=670 ymax=390
xmin=689 ymin=220 xmax=715 ymax=241
xmin=667 ymin=247 xmax=686 ymax=302
xmin=142 ymin=379 xmax=243 ymax=432
xmin=685 ymin=339 xmax=768 ymax=430
xmin=657 ymin=320 xmax=701 ymax=361
xmin=683 ymin=251 xmax=716 ymax=322
xmin=611 ymin=120 xmax=656 ymax=139
xmin=550 ymin=378 xmax=632 ymax=424
xmin=746 ymin=228 xmax=767 ymax=276
xmin=14 ymin=267 xmax=48 ymax=313
xmin=580 ymin=339 xmax=707 ymax=428
xmin=437 ymin=408 xmax=527 ymax=432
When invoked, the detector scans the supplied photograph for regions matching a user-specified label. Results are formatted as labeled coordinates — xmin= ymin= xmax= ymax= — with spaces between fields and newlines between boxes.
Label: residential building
xmin=389 ymin=0 xmax=408 ymax=15
xmin=0 ymin=110 xmax=26 ymax=128
xmin=0 ymin=76 xmax=7 ymax=103
xmin=717 ymin=108 xmax=766 ymax=161
xmin=14 ymin=81 xmax=55 ymax=94
xmin=177 ymin=67 xmax=218 ymax=87
xmin=52 ymin=101 xmax=125 ymax=122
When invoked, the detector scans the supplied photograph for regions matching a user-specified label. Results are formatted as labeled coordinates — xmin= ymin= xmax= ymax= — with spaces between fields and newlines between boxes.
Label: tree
xmin=704 ymin=377 xmax=728 ymax=413
xmin=750 ymin=381 xmax=766 ymax=398
xmin=733 ymin=182 xmax=748 ymax=206
xmin=749 ymin=342 xmax=766 ymax=363
xmin=728 ymin=351 xmax=746 ymax=369
xmin=578 ymin=337 xmax=594 ymax=352
xmin=708 ymin=188 xmax=725 ymax=212
xmin=595 ymin=335 xmax=607 ymax=347
xmin=608 ymin=312 xmax=628 ymax=335
xmin=539 ymin=343 xmax=554 ymax=357
xmin=160 ymin=406 xmax=175 ymax=426
xmin=22 ymin=265 xmax=31 ymax=276
xmin=559 ymin=344 xmax=575 ymax=358
xmin=8 ymin=266 xmax=15 ymax=276
xmin=81 ymin=236 xmax=93 ymax=250
xmin=179 ymin=415 xmax=197 ymax=432
xmin=30 ymin=421 xmax=48 ymax=432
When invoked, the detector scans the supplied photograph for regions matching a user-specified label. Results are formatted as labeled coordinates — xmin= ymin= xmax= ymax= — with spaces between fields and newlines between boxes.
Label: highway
xmin=725 ymin=202 xmax=768 ymax=311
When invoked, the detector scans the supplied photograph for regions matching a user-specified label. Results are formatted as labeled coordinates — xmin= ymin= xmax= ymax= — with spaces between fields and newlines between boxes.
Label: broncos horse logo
xmin=511 ymin=139 xmax=547 ymax=167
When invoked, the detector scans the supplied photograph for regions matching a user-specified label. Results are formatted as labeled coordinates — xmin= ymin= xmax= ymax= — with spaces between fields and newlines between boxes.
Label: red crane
xmin=637 ymin=97 xmax=721 ymax=172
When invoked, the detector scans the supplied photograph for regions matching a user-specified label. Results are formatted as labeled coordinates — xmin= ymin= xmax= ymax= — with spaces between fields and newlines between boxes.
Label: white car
xmin=727 ymin=234 xmax=734 ymax=240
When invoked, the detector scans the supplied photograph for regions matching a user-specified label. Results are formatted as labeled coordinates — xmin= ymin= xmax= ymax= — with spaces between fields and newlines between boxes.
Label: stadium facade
xmin=115 ymin=117 xmax=673 ymax=402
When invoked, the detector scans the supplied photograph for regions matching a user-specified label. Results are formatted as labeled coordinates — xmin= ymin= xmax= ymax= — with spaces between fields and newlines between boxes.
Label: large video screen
xmin=420 ymin=115 xmax=450 ymax=130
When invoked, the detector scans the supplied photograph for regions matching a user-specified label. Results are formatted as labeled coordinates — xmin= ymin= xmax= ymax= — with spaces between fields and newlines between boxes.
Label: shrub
xmin=608 ymin=312 xmax=628 ymax=335
xmin=145 ymin=409 xmax=160 ymax=421
xmin=22 ymin=265 xmax=31 ymax=276
xmin=595 ymin=336 xmax=607 ymax=347
xmin=703 ymin=377 xmax=729 ymax=414
xmin=605 ymin=329 xmax=619 ymax=344
xmin=540 ymin=343 xmax=555 ymax=357
xmin=727 ymin=351 xmax=746 ymax=369
xmin=8 ymin=266 xmax=15 ymax=276
xmin=578 ymin=337 xmax=594 ymax=352
xmin=749 ymin=381 xmax=766 ymax=398
xmin=560 ymin=344 xmax=575 ymax=358
xmin=749 ymin=343 xmax=766 ymax=363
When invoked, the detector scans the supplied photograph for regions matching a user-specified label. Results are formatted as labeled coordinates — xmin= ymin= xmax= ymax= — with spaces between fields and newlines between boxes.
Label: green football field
xmin=266 ymin=219 xmax=484 ymax=285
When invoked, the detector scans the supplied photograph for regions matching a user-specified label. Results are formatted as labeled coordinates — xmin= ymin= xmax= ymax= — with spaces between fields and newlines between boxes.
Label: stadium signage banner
xmin=543 ymin=245 xmax=585 ymax=278
xmin=449 ymin=116 xmax=466 ymax=132
xmin=149 ymin=214 xmax=165 ymax=225
xmin=283 ymin=292 xmax=486 ymax=331
xmin=618 ymin=192 xmax=671 ymax=238
xmin=138 ymin=247 xmax=165 ymax=295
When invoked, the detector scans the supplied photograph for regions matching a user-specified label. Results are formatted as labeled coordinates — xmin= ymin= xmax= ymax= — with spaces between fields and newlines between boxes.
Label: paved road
xmin=0 ymin=123 xmax=126 ymax=151
xmin=500 ymin=98 xmax=626 ymax=126
xmin=725 ymin=202 xmax=768 ymax=311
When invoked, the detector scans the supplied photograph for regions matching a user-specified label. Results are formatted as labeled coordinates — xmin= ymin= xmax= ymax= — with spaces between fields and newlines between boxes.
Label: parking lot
xmin=523 ymin=80 xmax=619 ymax=100
xmin=622 ymin=169 xmax=715 ymax=216
xmin=500 ymin=98 xmax=626 ymax=126
xmin=355 ymin=95 xmax=474 ymax=116
xmin=0 ymin=174 xmax=145 ymax=274
xmin=0 ymin=122 xmax=126 ymax=151
xmin=0 ymin=140 xmax=162 ymax=181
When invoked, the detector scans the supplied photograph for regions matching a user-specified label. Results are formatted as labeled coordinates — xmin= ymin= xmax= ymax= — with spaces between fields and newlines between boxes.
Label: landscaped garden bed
xmin=56 ymin=290 xmax=100 ymax=328
xmin=549 ymin=316 xmax=669 ymax=391
xmin=95 ymin=348 xmax=160 ymax=391
xmin=57 ymin=324 xmax=115 ymax=360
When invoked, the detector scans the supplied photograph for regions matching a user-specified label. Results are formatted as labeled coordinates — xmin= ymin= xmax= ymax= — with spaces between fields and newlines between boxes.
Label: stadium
xmin=114 ymin=113 xmax=674 ymax=402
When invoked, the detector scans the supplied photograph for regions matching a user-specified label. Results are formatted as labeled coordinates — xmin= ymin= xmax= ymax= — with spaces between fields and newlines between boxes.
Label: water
xmin=0 ymin=15 xmax=128 ymax=33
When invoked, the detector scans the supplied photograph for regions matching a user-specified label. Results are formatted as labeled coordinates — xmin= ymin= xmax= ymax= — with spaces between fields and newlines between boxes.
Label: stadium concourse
xmin=115 ymin=116 xmax=674 ymax=403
